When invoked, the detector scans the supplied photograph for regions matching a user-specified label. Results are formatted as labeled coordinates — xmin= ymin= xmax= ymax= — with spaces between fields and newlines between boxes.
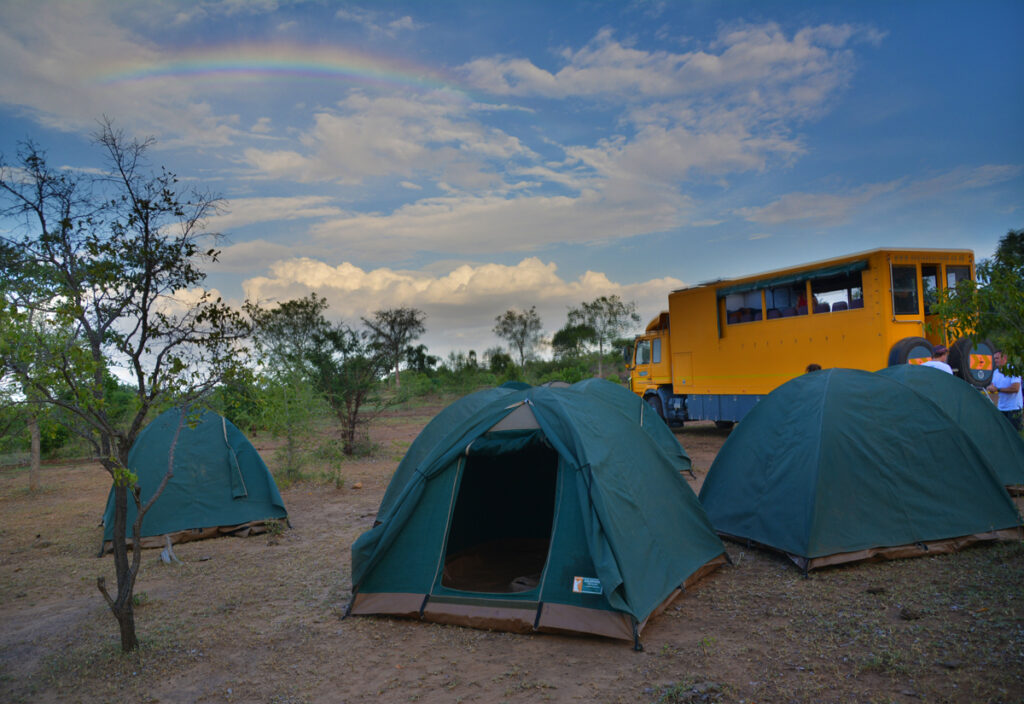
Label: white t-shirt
xmin=920 ymin=360 xmax=953 ymax=374
xmin=992 ymin=368 xmax=1023 ymax=411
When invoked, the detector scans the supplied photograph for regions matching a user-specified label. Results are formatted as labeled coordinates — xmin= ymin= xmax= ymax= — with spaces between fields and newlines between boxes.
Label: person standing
xmin=920 ymin=344 xmax=953 ymax=373
xmin=987 ymin=350 xmax=1022 ymax=431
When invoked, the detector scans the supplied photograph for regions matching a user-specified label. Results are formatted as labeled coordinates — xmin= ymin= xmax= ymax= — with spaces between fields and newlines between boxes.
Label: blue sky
xmin=1 ymin=0 xmax=1021 ymax=360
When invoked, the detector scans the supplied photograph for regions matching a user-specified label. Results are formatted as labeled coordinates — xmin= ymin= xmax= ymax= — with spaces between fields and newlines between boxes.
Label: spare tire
xmin=888 ymin=337 xmax=933 ymax=367
xmin=948 ymin=337 xmax=995 ymax=387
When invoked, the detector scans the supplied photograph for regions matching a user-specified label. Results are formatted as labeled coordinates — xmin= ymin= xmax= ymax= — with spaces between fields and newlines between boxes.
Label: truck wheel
xmin=887 ymin=337 xmax=933 ymax=366
xmin=948 ymin=337 xmax=995 ymax=387
xmin=645 ymin=394 xmax=665 ymax=421
xmin=714 ymin=421 xmax=735 ymax=430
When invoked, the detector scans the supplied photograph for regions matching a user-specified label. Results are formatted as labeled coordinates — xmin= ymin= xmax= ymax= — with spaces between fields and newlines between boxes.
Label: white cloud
xmin=307 ymin=188 xmax=687 ymax=259
xmin=242 ymin=256 xmax=682 ymax=358
xmin=0 ymin=1 xmax=241 ymax=145
xmin=737 ymin=182 xmax=900 ymax=225
xmin=903 ymin=165 xmax=1023 ymax=200
xmin=336 ymin=7 xmax=423 ymax=37
xmin=388 ymin=16 xmax=423 ymax=32
xmin=459 ymin=23 xmax=865 ymax=109
xmin=205 ymin=196 xmax=345 ymax=231
xmin=739 ymin=166 xmax=1021 ymax=226
xmin=241 ymin=94 xmax=534 ymax=187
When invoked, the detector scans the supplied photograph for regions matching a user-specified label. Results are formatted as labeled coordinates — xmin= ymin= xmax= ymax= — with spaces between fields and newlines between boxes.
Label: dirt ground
xmin=1 ymin=404 xmax=1022 ymax=704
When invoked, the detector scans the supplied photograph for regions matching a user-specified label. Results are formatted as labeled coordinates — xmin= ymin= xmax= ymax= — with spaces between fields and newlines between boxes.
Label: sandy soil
xmin=1 ymin=406 xmax=1022 ymax=704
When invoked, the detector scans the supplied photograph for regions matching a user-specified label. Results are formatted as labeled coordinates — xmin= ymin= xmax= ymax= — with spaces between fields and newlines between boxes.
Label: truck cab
xmin=626 ymin=312 xmax=676 ymax=420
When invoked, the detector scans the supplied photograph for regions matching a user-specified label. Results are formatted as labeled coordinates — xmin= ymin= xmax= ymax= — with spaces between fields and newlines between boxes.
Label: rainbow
xmin=97 ymin=43 xmax=462 ymax=94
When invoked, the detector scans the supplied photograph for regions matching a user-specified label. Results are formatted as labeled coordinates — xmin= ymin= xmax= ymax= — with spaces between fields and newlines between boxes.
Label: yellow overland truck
xmin=627 ymin=248 xmax=995 ymax=426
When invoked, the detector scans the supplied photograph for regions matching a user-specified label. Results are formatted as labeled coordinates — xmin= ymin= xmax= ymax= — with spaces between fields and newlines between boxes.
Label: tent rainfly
xmin=877 ymin=363 xmax=1024 ymax=493
xmin=348 ymin=380 xmax=727 ymax=648
xmin=101 ymin=408 xmax=288 ymax=552
xmin=698 ymin=368 xmax=1022 ymax=571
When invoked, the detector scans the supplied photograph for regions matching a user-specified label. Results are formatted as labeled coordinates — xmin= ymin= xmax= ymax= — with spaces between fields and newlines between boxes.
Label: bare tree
xmin=493 ymin=306 xmax=543 ymax=368
xmin=0 ymin=121 xmax=246 ymax=651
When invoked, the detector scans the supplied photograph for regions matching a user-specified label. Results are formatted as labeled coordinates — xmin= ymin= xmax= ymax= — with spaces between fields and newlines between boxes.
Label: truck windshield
xmin=891 ymin=265 xmax=919 ymax=315
xmin=636 ymin=339 xmax=651 ymax=365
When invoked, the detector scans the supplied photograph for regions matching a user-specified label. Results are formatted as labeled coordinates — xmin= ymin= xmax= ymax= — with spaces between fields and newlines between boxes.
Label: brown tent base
xmin=722 ymin=528 xmax=1022 ymax=572
xmin=348 ymin=553 xmax=727 ymax=644
xmin=100 ymin=518 xmax=286 ymax=554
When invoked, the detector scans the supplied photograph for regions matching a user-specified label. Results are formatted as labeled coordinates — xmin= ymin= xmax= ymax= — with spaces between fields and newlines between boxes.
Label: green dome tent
xmin=698 ymin=369 xmax=1021 ymax=571
xmin=877 ymin=363 xmax=1024 ymax=492
xmin=349 ymin=380 xmax=725 ymax=647
xmin=101 ymin=408 xmax=288 ymax=551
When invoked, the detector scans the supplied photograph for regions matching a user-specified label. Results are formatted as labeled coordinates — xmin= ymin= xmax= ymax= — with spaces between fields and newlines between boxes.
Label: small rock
xmin=900 ymin=607 xmax=924 ymax=620
xmin=353 ymin=482 xmax=363 ymax=490
xmin=936 ymin=659 xmax=962 ymax=669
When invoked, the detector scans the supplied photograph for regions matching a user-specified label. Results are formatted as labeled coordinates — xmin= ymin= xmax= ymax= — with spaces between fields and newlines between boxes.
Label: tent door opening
xmin=440 ymin=432 xmax=558 ymax=594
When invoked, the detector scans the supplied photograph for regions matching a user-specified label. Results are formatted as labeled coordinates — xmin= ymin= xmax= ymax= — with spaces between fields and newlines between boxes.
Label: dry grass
xmin=0 ymin=411 xmax=1021 ymax=704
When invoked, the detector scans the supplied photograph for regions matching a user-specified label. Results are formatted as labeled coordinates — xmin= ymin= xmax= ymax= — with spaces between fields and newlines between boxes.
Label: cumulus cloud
xmin=242 ymin=256 xmax=682 ymax=358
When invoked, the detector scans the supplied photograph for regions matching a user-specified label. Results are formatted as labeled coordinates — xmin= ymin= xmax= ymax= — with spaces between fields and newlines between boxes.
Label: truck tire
xmin=887 ymin=337 xmax=933 ymax=367
xmin=645 ymin=394 xmax=665 ymax=421
xmin=714 ymin=420 xmax=735 ymax=430
xmin=948 ymin=337 xmax=995 ymax=387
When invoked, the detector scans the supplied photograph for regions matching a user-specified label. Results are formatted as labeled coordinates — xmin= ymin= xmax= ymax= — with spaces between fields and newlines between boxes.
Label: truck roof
xmin=672 ymin=247 xmax=974 ymax=294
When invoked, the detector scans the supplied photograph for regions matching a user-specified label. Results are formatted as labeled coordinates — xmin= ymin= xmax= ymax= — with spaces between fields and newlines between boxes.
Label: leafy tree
xmin=307 ymin=322 xmax=388 ymax=455
xmin=246 ymin=293 xmax=329 ymax=372
xmin=0 ymin=123 xmax=245 ymax=652
xmin=404 ymin=343 xmax=439 ymax=373
xmin=362 ymin=307 xmax=426 ymax=389
xmin=567 ymin=295 xmax=641 ymax=376
xmin=933 ymin=229 xmax=1024 ymax=372
xmin=484 ymin=346 xmax=513 ymax=374
xmin=493 ymin=306 xmax=543 ymax=368
xmin=246 ymin=294 xmax=331 ymax=477
xmin=551 ymin=322 xmax=597 ymax=360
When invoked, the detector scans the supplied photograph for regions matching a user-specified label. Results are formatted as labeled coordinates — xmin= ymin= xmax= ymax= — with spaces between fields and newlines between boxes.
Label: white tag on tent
xmin=572 ymin=576 xmax=602 ymax=594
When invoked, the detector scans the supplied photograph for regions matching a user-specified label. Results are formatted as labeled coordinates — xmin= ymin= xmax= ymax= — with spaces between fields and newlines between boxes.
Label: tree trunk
xmin=98 ymin=482 xmax=140 ymax=652
xmin=27 ymin=412 xmax=40 ymax=492
xmin=114 ymin=596 xmax=139 ymax=652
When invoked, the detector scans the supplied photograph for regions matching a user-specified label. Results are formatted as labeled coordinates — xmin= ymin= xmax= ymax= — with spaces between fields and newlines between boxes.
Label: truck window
xmin=652 ymin=338 xmax=661 ymax=364
xmin=725 ymin=291 xmax=763 ymax=324
xmin=811 ymin=271 xmax=864 ymax=312
xmin=891 ymin=265 xmax=918 ymax=315
xmin=766 ymin=285 xmax=806 ymax=317
xmin=921 ymin=265 xmax=939 ymax=314
xmin=636 ymin=339 xmax=651 ymax=365
xmin=947 ymin=265 xmax=970 ymax=288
